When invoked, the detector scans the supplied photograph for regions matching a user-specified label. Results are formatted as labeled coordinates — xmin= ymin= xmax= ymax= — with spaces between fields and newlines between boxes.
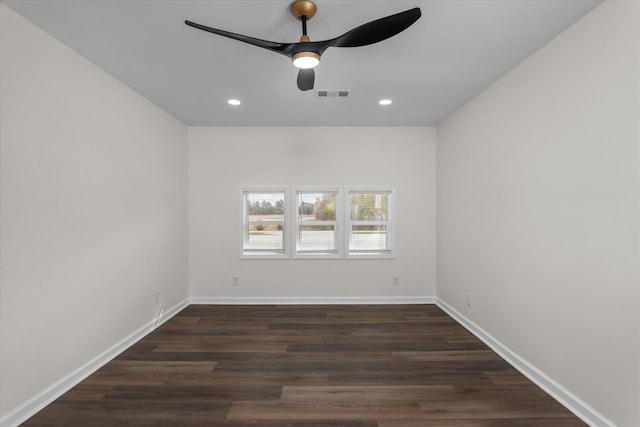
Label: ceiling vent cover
xmin=316 ymin=90 xmax=349 ymax=98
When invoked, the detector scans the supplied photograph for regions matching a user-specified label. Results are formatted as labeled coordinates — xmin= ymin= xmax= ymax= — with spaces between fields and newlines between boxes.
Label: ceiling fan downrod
xmin=290 ymin=0 xmax=320 ymax=68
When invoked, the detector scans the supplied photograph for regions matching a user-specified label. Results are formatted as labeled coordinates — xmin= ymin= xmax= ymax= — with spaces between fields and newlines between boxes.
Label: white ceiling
xmin=2 ymin=0 xmax=601 ymax=126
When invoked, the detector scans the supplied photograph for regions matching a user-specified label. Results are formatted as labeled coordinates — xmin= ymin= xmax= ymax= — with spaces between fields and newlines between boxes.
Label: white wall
xmin=436 ymin=1 xmax=639 ymax=426
xmin=0 ymin=4 xmax=188 ymax=418
xmin=3 ymin=0 xmax=637 ymax=424
xmin=189 ymin=127 xmax=436 ymax=300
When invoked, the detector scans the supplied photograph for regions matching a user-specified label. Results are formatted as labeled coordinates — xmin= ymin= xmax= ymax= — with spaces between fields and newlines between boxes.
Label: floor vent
xmin=316 ymin=90 xmax=349 ymax=98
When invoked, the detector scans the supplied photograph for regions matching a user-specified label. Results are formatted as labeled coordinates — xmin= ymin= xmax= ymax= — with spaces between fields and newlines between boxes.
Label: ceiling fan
xmin=185 ymin=0 xmax=421 ymax=91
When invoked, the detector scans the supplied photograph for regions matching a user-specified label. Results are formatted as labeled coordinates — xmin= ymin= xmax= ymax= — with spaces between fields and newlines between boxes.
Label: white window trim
xmin=344 ymin=187 xmax=396 ymax=259
xmin=239 ymin=186 xmax=396 ymax=260
xmin=293 ymin=187 xmax=343 ymax=259
xmin=240 ymin=188 xmax=290 ymax=259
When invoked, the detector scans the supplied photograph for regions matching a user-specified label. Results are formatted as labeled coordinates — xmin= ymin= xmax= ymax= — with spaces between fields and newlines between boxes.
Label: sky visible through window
xmin=246 ymin=193 xmax=283 ymax=205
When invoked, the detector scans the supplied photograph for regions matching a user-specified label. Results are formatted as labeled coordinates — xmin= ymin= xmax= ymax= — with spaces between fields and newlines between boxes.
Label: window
xmin=295 ymin=189 xmax=342 ymax=258
xmin=241 ymin=189 xmax=288 ymax=258
xmin=347 ymin=189 xmax=394 ymax=258
xmin=240 ymin=187 xmax=394 ymax=259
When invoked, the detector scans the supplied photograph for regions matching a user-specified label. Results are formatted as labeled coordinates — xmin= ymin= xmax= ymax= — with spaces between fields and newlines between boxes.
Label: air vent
xmin=316 ymin=90 xmax=349 ymax=98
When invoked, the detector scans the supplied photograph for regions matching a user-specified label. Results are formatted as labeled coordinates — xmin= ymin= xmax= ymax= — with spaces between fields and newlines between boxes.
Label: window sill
xmin=346 ymin=252 xmax=395 ymax=260
xmin=292 ymin=253 xmax=343 ymax=260
xmin=241 ymin=252 xmax=289 ymax=260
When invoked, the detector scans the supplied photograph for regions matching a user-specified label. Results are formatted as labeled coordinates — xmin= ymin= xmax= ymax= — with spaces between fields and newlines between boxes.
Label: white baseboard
xmin=435 ymin=298 xmax=615 ymax=427
xmin=189 ymin=296 xmax=436 ymax=305
xmin=0 ymin=298 xmax=190 ymax=427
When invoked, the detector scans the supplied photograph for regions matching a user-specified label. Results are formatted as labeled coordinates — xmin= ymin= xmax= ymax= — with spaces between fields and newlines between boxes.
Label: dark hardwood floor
xmin=23 ymin=304 xmax=586 ymax=426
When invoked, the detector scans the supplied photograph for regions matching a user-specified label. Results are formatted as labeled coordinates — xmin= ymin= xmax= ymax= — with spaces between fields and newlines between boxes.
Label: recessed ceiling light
xmin=379 ymin=99 xmax=392 ymax=106
xmin=227 ymin=99 xmax=241 ymax=106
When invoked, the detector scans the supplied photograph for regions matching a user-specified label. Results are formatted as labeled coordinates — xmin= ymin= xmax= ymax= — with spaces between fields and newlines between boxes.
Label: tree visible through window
xmin=348 ymin=191 xmax=392 ymax=255
xmin=296 ymin=190 xmax=340 ymax=256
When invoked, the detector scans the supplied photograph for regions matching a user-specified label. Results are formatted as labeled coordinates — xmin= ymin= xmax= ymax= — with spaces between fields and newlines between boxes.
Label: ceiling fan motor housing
xmin=290 ymin=0 xmax=317 ymax=21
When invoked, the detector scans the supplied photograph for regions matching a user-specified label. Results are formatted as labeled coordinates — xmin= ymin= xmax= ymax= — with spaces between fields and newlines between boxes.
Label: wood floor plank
xmin=418 ymin=398 xmax=578 ymax=419
xmin=392 ymin=350 xmax=503 ymax=362
xmin=227 ymin=401 xmax=426 ymax=421
xmin=101 ymin=360 xmax=217 ymax=374
xmin=280 ymin=385 xmax=456 ymax=403
xmin=21 ymin=304 xmax=586 ymax=426
xmin=151 ymin=342 xmax=288 ymax=353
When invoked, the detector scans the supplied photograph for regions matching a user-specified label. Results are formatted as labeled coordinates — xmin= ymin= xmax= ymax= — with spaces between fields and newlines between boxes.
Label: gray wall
xmin=436 ymin=2 xmax=639 ymax=425
xmin=188 ymin=126 xmax=437 ymax=299
xmin=0 ymin=5 xmax=189 ymax=416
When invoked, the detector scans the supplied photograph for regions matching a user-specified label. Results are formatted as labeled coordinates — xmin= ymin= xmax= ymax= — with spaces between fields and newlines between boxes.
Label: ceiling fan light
xmin=292 ymin=52 xmax=320 ymax=69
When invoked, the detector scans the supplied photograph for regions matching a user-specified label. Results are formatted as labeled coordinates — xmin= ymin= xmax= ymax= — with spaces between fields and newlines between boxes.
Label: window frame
xmin=293 ymin=187 xmax=343 ymax=259
xmin=239 ymin=186 xmax=395 ymax=260
xmin=345 ymin=187 xmax=396 ymax=259
xmin=240 ymin=188 xmax=290 ymax=259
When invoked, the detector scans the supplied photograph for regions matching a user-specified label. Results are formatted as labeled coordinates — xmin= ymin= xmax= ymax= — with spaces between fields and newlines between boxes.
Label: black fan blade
xmin=185 ymin=20 xmax=295 ymax=57
xmin=330 ymin=8 xmax=421 ymax=48
xmin=186 ymin=7 xmax=420 ymax=92
xmin=297 ymin=68 xmax=315 ymax=91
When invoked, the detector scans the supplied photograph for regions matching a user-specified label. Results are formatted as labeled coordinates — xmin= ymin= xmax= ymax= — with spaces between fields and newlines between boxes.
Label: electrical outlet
xmin=466 ymin=292 xmax=472 ymax=307
xmin=392 ymin=276 xmax=400 ymax=286
xmin=232 ymin=276 xmax=240 ymax=287
xmin=154 ymin=290 xmax=160 ymax=304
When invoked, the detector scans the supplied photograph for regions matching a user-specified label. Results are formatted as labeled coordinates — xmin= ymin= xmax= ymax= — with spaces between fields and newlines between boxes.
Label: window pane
xmin=298 ymin=224 xmax=336 ymax=252
xmin=298 ymin=192 xmax=336 ymax=222
xmin=246 ymin=224 xmax=284 ymax=250
xmin=348 ymin=190 xmax=393 ymax=255
xmin=349 ymin=225 xmax=388 ymax=251
xmin=296 ymin=191 xmax=338 ymax=254
xmin=245 ymin=192 xmax=285 ymax=252
xmin=350 ymin=193 xmax=389 ymax=221
xmin=247 ymin=193 xmax=285 ymax=218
